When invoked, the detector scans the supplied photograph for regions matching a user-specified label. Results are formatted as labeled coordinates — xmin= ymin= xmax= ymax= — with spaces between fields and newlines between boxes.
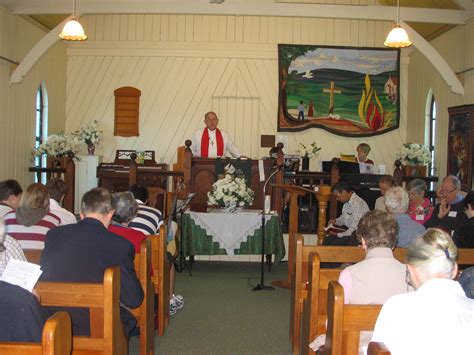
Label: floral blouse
xmin=408 ymin=197 xmax=434 ymax=225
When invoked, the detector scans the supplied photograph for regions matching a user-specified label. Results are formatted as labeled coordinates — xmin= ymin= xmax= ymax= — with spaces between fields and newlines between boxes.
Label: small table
xmin=181 ymin=210 xmax=285 ymax=264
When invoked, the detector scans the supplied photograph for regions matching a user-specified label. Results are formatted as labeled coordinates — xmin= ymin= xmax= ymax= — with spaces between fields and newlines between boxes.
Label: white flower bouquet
xmin=395 ymin=143 xmax=431 ymax=166
xmin=297 ymin=142 xmax=321 ymax=159
xmin=33 ymin=134 xmax=83 ymax=158
xmin=72 ymin=120 xmax=103 ymax=146
xmin=207 ymin=164 xmax=254 ymax=209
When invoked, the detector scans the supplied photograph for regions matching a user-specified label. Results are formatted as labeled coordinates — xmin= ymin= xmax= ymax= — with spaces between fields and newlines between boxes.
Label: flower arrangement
xmin=72 ymin=120 xmax=103 ymax=147
xmin=33 ymin=134 xmax=83 ymax=158
xmin=395 ymin=143 xmax=431 ymax=166
xmin=207 ymin=164 xmax=254 ymax=211
xmin=297 ymin=142 xmax=321 ymax=159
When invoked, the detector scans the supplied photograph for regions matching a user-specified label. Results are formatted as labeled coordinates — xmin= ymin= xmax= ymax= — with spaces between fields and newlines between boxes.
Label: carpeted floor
xmin=129 ymin=260 xmax=292 ymax=354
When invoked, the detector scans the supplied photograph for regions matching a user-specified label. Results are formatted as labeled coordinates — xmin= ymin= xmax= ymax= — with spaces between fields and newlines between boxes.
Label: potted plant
xmin=72 ymin=120 xmax=103 ymax=155
xmin=33 ymin=133 xmax=83 ymax=168
xmin=395 ymin=143 xmax=431 ymax=177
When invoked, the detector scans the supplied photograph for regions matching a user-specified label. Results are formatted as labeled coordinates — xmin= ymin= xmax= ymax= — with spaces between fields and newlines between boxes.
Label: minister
xmin=191 ymin=111 xmax=241 ymax=158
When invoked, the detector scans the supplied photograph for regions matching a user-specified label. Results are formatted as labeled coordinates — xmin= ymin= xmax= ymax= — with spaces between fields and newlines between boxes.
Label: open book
xmin=1 ymin=259 xmax=42 ymax=292
xmin=324 ymin=223 xmax=348 ymax=234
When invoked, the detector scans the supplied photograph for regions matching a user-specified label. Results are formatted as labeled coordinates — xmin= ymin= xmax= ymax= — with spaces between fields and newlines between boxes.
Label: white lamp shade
xmin=59 ymin=19 xmax=87 ymax=41
xmin=384 ymin=24 xmax=412 ymax=48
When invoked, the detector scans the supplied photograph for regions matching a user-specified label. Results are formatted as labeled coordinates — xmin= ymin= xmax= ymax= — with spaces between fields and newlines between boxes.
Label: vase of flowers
xmin=72 ymin=120 xmax=103 ymax=155
xmin=297 ymin=142 xmax=321 ymax=171
xmin=395 ymin=143 xmax=431 ymax=177
xmin=207 ymin=164 xmax=255 ymax=213
xmin=33 ymin=134 xmax=83 ymax=159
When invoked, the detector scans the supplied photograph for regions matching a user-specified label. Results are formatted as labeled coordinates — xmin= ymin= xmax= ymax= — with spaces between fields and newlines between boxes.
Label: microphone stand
xmin=252 ymin=165 xmax=282 ymax=292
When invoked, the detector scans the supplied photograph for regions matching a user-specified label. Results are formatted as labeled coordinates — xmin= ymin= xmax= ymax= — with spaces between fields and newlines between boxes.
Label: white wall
xmin=65 ymin=13 xmax=409 ymax=171
xmin=407 ymin=17 xmax=474 ymax=182
xmin=0 ymin=6 xmax=67 ymax=187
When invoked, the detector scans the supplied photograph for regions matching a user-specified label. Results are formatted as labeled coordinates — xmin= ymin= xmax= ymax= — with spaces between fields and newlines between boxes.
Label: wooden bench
xmin=23 ymin=249 xmax=42 ymax=264
xmin=149 ymin=224 xmax=171 ymax=336
xmin=131 ymin=239 xmax=155 ymax=355
xmin=36 ymin=266 xmax=128 ymax=355
xmin=368 ymin=342 xmax=391 ymax=355
xmin=0 ymin=311 xmax=72 ymax=355
xmin=319 ymin=281 xmax=382 ymax=355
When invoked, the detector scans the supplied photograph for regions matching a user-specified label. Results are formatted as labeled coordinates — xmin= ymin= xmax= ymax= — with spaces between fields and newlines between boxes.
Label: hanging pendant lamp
xmin=384 ymin=0 xmax=412 ymax=48
xmin=59 ymin=0 xmax=87 ymax=41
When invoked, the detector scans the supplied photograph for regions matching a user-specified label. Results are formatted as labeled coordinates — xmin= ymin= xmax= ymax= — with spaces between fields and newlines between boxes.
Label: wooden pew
xmin=131 ymin=239 xmax=155 ymax=355
xmin=23 ymin=249 xmax=42 ymax=264
xmin=36 ymin=267 xmax=128 ymax=355
xmin=0 ymin=311 xmax=72 ymax=355
xmin=319 ymin=281 xmax=382 ymax=355
xmin=149 ymin=224 xmax=171 ymax=336
xmin=368 ymin=342 xmax=391 ymax=355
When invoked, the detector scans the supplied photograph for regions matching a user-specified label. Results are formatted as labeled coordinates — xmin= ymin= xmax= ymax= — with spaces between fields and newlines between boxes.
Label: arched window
xmin=35 ymin=82 xmax=48 ymax=183
xmin=425 ymin=90 xmax=436 ymax=178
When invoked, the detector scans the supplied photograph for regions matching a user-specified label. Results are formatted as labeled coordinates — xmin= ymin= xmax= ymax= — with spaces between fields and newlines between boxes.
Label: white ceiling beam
xmin=9 ymin=16 xmax=70 ymax=85
xmin=3 ymin=0 xmax=472 ymax=25
xmin=453 ymin=0 xmax=473 ymax=11
xmin=401 ymin=21 xmax=464 ymax=95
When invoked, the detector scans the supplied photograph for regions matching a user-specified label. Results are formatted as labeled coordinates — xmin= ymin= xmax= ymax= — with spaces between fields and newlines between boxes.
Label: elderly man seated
xmin=384 ymin=186 xmax=425 ymax=248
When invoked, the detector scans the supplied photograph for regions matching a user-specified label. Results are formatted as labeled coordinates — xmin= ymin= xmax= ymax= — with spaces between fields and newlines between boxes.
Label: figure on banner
xmin=191 ymin=111 xmax=241 ymax=158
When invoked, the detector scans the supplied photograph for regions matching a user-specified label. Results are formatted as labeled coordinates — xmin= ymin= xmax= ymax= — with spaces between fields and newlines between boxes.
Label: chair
xmin=0 ymin=312 xmax=72 ymax=355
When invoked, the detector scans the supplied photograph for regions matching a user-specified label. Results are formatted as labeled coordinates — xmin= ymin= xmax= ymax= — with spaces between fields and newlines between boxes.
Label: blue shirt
xmin=395 ymin=213 xmax=426 ymax=247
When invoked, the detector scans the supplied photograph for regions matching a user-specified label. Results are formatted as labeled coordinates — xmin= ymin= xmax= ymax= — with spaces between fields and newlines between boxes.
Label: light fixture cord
xmin=397 ymin=0 xmax=400 ymax=23
xmin=73 ymin=0 xmax=77 ymax=19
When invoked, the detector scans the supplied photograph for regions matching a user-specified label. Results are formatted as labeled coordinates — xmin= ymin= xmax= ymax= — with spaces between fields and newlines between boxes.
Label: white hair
xmin=384 ymin=186 xmax=409 ymax=214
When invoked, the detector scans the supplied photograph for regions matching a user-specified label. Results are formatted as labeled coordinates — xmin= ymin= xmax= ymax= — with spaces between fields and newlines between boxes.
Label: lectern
xmin=271 ymin=184 xmax=316 ymax=289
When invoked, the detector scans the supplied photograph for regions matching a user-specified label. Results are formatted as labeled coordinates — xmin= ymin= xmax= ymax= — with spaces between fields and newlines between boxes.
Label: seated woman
xmin=453 ymin=190 xmax=474 ymax=248
xmin=374 ymin=175 xmax=396 ymax=211
xmin=371 ymin=229 xmax=474 ymax=354
xmin=0 ymin=216 xmax=27 ymax=276
xmin=406 ymin=178 xmax=434 ymax=225
xmin=4 ymin=183 xmax=60 ymax=249
xmin=356 ymin=143 xmax=374 ymax=165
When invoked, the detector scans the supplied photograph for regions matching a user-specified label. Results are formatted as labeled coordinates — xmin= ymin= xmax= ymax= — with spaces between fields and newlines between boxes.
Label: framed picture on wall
xmin=447 ymin=104 xmax=474 ymax=191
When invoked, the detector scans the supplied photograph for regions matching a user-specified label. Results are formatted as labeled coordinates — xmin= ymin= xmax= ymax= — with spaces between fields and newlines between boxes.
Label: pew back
xmin=0 ymin=312 xmax=72 ymax=355
xmin=36 ymin=267 xmax=127 ymax=355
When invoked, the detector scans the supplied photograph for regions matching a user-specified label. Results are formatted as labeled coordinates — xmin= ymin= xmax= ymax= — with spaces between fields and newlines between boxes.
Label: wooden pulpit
xmin=271 ymin=184 xmax=316 ymax=289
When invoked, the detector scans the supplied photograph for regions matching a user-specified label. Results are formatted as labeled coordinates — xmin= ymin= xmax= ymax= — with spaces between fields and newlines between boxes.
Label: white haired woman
xmin=371 ymin=229 xmax=474 ymax=354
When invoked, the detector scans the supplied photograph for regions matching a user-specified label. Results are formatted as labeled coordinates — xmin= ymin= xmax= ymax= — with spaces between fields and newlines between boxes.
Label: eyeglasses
xmin=439 ymin=187 xmax=457 ymax=195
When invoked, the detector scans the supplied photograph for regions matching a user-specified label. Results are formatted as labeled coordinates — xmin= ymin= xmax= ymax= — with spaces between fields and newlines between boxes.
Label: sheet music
xmin=1 ymin=259 xmax=42 ymax=292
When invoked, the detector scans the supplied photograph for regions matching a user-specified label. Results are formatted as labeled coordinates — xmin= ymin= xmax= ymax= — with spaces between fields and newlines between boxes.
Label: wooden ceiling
xmin=10 ymin=0 xmax=469 ymax=41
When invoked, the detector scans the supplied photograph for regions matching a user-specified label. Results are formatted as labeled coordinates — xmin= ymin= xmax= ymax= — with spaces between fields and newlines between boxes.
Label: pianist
xmin=191 ymin=111 xmax=241 ymax=158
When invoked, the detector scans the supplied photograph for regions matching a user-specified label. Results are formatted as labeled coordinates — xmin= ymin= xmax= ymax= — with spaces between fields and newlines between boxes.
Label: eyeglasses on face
xmin=439 ymin=187 xmax=457 ymax=195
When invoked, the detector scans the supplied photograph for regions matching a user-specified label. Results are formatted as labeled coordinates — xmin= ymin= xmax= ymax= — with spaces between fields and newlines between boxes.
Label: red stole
xmin=201 ymin=128 xmax=224 ymax=157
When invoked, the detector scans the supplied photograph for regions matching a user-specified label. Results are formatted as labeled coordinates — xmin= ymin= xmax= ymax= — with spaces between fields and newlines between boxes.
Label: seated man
xmin=374 ymin=175 xmax=396 ymax=211
xmin=128 ymin=184 xmax=184 ymax=315
xmin=384 ymin=187 xmax=426 ymax=248
xmin=324 ymin=182 xmax=369 ymax=246
xmin=40 ymin=187 xmax=144 ymax=337
xmin=453 ymin=190 xmax=474 ymax=248
xmin=0 ymin=179 xmax=22 ymax=216
xmin=46 ymin=178 xmax=77 ymax=225
xmin=191 ymin=111 xmax=241 ymax=158
xmin=424 ymin=175 xmax=468 ymax=233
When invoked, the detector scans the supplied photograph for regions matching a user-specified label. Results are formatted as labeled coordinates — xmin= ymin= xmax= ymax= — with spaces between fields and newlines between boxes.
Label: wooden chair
xmin=23 ymin=249 xmax=43 ymax=264
xmin=319 ymin=281 xmax=382 ymax=355
xmin=131 ymin=239 xmax=155 ymax=355
xmin=0 ymin=311 xmax=72 ymax=355
xmin=367 ymin=342 xmax=391 ymax=355
xmin=36 ymin=267 xmax=128 ymax=355
xmin=149 ymin=224 xmax=171 ymax=336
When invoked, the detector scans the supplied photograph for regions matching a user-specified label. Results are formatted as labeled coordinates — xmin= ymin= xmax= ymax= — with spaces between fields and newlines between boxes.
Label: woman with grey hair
xmin=371 ymin=229 xmax=474 ymax=354
xmin=0 ymin=216 xmax=27 ymax=277
xmin=384 ymin=187 xmax=425 ymax=247
xmin=406 ymin=178 xmax=434 ymax=225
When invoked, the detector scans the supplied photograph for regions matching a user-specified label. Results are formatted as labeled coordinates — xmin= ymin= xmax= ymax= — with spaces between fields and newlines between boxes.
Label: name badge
xmin=448 ymin=211 xmax=457 ymax=218
xmin=416 ymin=214 xmax=424 ymax=221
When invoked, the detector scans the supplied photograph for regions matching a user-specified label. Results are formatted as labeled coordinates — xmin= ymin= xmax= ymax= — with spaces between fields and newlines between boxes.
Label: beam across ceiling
xmin=3 ymin=0 xmax=472 ymax=25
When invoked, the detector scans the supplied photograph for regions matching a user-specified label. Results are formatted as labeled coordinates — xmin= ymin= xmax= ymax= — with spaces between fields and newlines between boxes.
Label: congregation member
xmin=191 ymin=111 xmax=241 ymax=158
xmin=310 ymin=210 xmax=410 ymax=353
xmin=424 ymin=175 xmax=468 ymax=233
xmin=4 ymin=183 xmax=60 ymax=249
xmin=384 ymin=187 xmax=425 ymax=248
xmin=0 ymin=216 xmax=26 ymax=276
xmin=356 ymin=143 xmax=374 ymax=165
xmin=46 ymin=178 xmax=77 ymax=225
xmin=406 ymin=178 xmax=434 ymax=224
xmin=324 ymin=182 xmax=369 ymax=246
xmin=40 ymin=187 xmax=143 ymax=337
xmin=371 ymin=229 xmax=474 ymax=354
xmin=0 ymin=179 xmax=22 ymax=216
xmin=453 ymin=191 xmax=474 ymax=248
xmin=128 ymin=184 xmax=184 ymax=315
xmin=374 ymin=175 xmax=396 ymax=211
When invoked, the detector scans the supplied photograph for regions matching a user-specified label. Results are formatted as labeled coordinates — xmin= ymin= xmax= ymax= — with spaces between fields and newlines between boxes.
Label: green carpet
xmin=129 ymin=261 xmax=292 ymax=354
